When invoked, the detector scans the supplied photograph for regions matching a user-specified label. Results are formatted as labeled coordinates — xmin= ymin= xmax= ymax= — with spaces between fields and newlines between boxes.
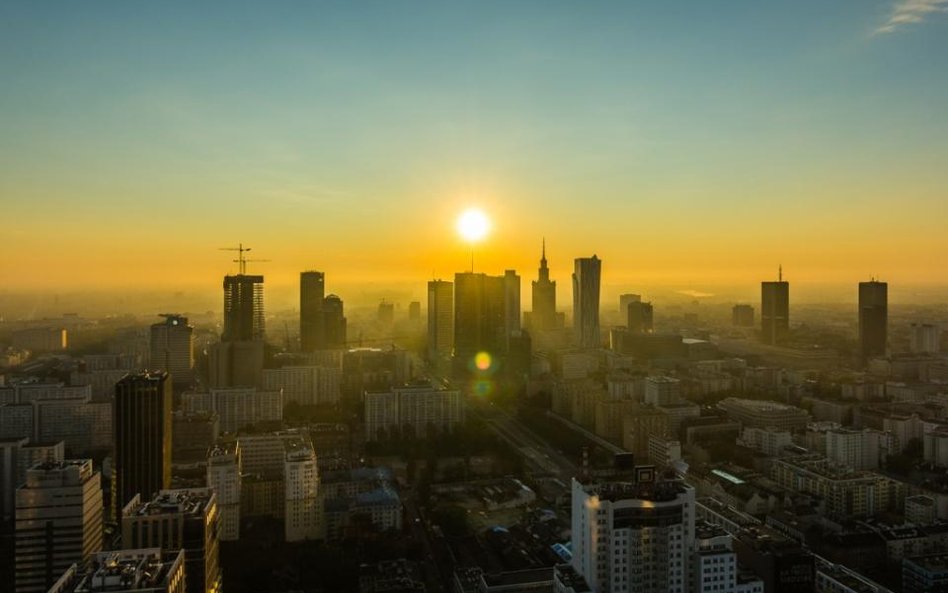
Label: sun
xmin=457 ymin=208 xmax=490 ymax=243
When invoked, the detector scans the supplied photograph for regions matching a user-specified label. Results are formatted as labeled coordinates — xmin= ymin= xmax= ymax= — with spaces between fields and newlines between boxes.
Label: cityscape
xmin=3 ymin=2 xmax=948 ymax=593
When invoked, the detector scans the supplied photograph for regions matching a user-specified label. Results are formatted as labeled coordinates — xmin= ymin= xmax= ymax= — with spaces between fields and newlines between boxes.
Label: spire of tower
xmin=779 ymin=264 xmax=783 ymax=282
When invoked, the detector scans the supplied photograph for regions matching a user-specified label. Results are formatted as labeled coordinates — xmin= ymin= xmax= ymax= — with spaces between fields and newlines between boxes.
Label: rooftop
xmin=128 ymin=488 xmax=214 ymax=518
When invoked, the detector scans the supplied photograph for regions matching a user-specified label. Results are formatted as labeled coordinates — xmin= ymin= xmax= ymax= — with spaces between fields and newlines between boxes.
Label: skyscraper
xmin=149 ymin=314 xmax=194 ymax=388
xmin=859 ymin=280 xmax=888 ymax=359
xmin=15 ymin=460 xmax=103 ymax=593
xmin=732 ymin=304 xmax=755 ymax=327
xmin=113 ymin=372 xmax=172 ymax=520
xmin=504 ymin=270 xmax=521 ymax=340
xmin=222 ymin=274 xmax=265 ymax=342
xmin=761 ymin=267 xmax=789 ymax=345
xmin=323 ymin=294 xmax=347 ymax=348
xmin=299 ymin=271 xmax=325 ymax=352
xmin=627 ymin=301 xmax=654 ymax=334
xmin=573 ymin=256 xmax=601 ymax=349
xmin=454 ymin=272 xmax=506 ymax=361
xmin=427 ymin=280 xmax=454 ymax=361
xmin=530 ymin=240 xmax=559 ymax=331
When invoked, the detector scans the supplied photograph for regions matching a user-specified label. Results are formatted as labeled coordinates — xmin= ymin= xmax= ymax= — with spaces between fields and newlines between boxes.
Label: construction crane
xmin=219 ymin=243 xmax=269 ymax=274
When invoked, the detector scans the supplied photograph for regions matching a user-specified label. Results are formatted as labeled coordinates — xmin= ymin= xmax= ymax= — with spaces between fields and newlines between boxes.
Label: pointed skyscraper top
xmin=779 ymin=264 xmax=783 ymax=282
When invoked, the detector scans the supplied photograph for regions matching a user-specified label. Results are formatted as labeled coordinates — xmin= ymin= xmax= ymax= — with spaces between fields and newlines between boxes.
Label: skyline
xmin=3 ymin=1 xmax=948 ymax=295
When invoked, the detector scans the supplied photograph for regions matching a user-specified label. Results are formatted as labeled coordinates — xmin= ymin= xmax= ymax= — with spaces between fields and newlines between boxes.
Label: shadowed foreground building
xmin=48 ymin=548 xmax=187 ymax=593
xmin=122 ymin=488 xmax=221 ymax=593
xmin=113 ymin=372 xmax=172 ymax=521
xmin=14 ymin=460 xmax=103 ymax=593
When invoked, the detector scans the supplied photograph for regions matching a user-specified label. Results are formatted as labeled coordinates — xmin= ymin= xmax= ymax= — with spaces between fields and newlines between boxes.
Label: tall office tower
xmin=627 ymin=301 xmax=654 ymax=334
xmin=122 ymin=489 xmax=222 ymax=593
xmin=530 ymin=241 xmax=559 ymax=331
xmin=427 ymin=280 xmax=454 ymax=361
xmin=454 ymin=272 xmax=507 ymax=361
xmin=113 ymin=372 xmax=172 ymax=521
xmin=573 ymin=256 xmax=602 ymax=349
xmin=323 ymin=294 xmax=348 ymax=348
xmin=14 ymin=460 xmax=103 ymax=593
xmin=618 ymin=293 xmax=641 ymax=315
xmin=571 ymin=471 xmax=695 ymax=593
xmin=377 ymin=300 xmax=395 ymax=326
xmin=859 ymin=280 xmax=888 ymax=359
xmin=761 ymin=267 xmax=790 ymax=345
xmin=732 ymin=304 xmax=755 ymax=327
xmin=150 ymin=314 xmax=194 ymax=387
xmin=207 ymin=444 xmax=241 ymax=541
xmin=284 ymin=441 xmax=319 ymax=542
xmin=504 ymin=270 xmax=521 ymax=338
xmin=299 ymin=271 xmax=325 ymax=352
xmin=911 ymin=323 xmax=941 ymax=354
xmin=222 ymin=274 xmax=265 ymax=342
xmin=408 ymin=301 xmax=421 ymax=322
xmin=48 ymin=549 xmax=187 ymax=593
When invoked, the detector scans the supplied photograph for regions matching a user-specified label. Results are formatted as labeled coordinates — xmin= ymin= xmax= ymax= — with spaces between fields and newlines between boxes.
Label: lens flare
xmin=474 ymin=351 xmax=492 ymax=371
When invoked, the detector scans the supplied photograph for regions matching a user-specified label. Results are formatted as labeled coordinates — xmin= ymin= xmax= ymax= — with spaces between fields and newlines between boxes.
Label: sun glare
xmin=457 ymin=208 xmax=490 ymax=243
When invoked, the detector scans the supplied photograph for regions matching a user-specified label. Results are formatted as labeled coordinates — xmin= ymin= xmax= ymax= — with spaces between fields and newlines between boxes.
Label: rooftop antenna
xmin=778 ymin=264 xmax=783 ymax=282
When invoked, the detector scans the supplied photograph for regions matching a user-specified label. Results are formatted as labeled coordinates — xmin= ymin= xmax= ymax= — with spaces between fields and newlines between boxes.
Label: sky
xmin=2 ymin=1 xmax=947 ymax=308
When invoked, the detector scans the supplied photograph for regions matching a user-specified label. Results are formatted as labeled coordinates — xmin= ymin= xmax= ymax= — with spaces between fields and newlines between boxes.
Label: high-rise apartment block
xmin=365 ymin=384 xmax=464 ymax=441
xmin=571 ymin=471 xmax=695 ymax=593
xmin=284 ymin=440 xmax=319 ymax=542
xmin=761 ymin=270 xmax=789 ymax=345
xmin=15 ymin=460 xmax=103 ymax=593
xmin=122 ymin=488 xmax=222 ymax=593
xmin=207 ymin=443 xmax=241 ymax=541
xmin=180 ymin=388 xmax=283 ymax=434
xmin=427 ymin=280 xmax=454 ymax=361
xmin=150 ymin=314 xmax=194 ymax=388
xmin=113 ymin=372 xmax=172 ymax=520
xmin=573 ymin=256 xmax=601 ymax=349
xmin=859 ymin=280 xmax=888 ymax=359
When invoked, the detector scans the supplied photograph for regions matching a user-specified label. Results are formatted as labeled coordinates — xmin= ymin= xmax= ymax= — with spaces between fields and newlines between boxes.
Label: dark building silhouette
xmin=859 ymin=280 xmax=888 ymax=359
xmin=408 ymin=301 xmax=421 ymax=321
xmin=222 ymin=275 xmax=264 ymax=342
xmin=427 ymin=280 xmax=454 ymax=361
xmin=299 ymin=270 xmax=325 ymax=352
xmin=529 ymin=240 xmax=561 ymax=331
xmin=323 ymin=294 xmax=347 ymax=348
xmin=732 ymin=304 xmax=755 ymax=327
xmin=627 ymin=301 xmax=654 ymax=334
xmin=504 ymin=270 xmax=521 ymax=345
xmin=112 ymin=372 xmax=172 ymax=520
xmin=761 ymin=267 xmax=789 ymax=345
xmin=378 ymin=300 xmax=395 ymax=325
xmin=454 ymin=272 xmax=507 ymax=361
xmin=149 ymin=314 xmax=194 ymax=388
xmin=573 ymin=256 xmax=601 ymax=349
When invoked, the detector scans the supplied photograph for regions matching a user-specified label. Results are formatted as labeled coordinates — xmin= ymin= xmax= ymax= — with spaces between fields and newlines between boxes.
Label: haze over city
xmin=2 ymin=3 xmax=948 ymax=593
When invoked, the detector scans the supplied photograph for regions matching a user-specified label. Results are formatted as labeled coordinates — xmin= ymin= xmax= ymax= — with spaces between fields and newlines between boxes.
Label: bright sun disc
xmin=457 ymin=208 xmax=490 ymax=242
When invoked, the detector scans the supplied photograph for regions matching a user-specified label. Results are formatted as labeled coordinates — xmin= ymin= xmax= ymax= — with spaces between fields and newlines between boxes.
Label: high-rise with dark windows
xmin=761 ymin=268 xmax=789 ymax=345
xmin=299 ymin=271 xmax=325 ymax=352
xmin=112 ymin=372 xmax=172 ymax=520
xmin=859 ymin=280 xmax=888 ymax=359
xmin=454 ymin=272 xmax=507 ymax=361
xmin=573 ymin=256 xmax=601 ymax=349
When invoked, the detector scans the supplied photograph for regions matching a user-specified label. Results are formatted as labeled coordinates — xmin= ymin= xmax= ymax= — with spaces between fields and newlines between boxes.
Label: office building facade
xmin=573 ymin=256 xmax=601 ymax=349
